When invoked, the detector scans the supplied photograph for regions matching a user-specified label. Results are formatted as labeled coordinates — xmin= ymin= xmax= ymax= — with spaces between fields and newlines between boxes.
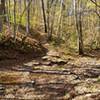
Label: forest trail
xmin=0 ymin=0 xmax=100 ymax=99
xmin=0 ymin=42 xmax=100 ymax=99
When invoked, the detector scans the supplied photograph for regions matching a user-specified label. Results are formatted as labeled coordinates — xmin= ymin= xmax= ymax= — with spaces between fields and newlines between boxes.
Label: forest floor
xmin=0 ymin=31 xmax=100 ymax=100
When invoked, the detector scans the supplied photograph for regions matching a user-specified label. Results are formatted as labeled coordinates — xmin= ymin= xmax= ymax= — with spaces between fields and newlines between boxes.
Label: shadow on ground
xmin=0 ymin=40 xmax=47 ymax=70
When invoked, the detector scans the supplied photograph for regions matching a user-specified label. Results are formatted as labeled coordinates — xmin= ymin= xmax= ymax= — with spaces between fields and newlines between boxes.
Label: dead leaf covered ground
xmin=0 ymin=43 xmax=100 ymax=100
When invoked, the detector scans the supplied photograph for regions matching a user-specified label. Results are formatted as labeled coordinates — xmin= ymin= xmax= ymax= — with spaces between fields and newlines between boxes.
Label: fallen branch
xmin=89 ymin=0 xmax=100 ymax=8
xmin=12 ymin=68 xmax=76 ymax=75
xmin=0 ymin=81 xmax=35 ymax=86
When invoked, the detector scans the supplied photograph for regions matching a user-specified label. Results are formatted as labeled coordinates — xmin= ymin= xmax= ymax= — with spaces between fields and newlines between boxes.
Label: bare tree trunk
xmin=46 ymin=1 xmax=51 ymax=41
xmin=13 ymin=0 xmax=16 ymax=41
xmin=5 ymin=0 xmax=11 ymax=32
xmin=1 ymin=0 xmax=6 ymax=14
xmin=0 ymin=0 xmax=6 ymax=32
xmin=75 ymin=0 xmax=84 ymax=55
xmin=0 ymin=19 xmax=3 ymax=32
xmin=26 ymin=0 xmax=31 ymax=35
xmin=56 ymin=0 xmax=64 ymax=43
xmin=1 ymin=0 xmax=6 ymax=21
xmin=41 ymin=0 xmax=48 ymax=33
xmin=50 ymin=0 xmax=58 ymax=40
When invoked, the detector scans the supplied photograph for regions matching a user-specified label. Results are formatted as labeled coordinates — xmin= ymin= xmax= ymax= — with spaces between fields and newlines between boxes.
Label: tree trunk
xmin=0 ymin=0 xmax=5 ymax=32
xmin=13 ymin=0 xmax=16 ymax=41
xmin=1 ymin=0 xmax=5 ymax=15
xmin=75 ymin=0 xmax=84 ymax=55
xmin=1 ymin=0 xmax=6 ymax=21
xmin=26 ymin=0 xmax=31 ymax=35
xmin=0 ymin=19 xmax=3 ymax=32
xmin=41 ymin=0 xmax=48 ymax=33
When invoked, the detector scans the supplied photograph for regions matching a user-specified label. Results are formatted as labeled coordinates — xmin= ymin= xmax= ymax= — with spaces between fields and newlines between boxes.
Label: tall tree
xmin=46 ymin=0 xmax=56 ymax=40
xmin=75 ymin=0 xmax=84 ymax=55
xmin=1 ymin=0 xmax=6 ymax=21
xmin=41 ymin=0 xmax=48 ymax=33
xmin=57 ymin=0 xmax=65 ymax=42
xmin=26 ymin=0 xmax=31 ymax=35
xmin=0 ymin=0 xmax=5 ymax=32
xmin=13 ymin=0 xmax=16 ymax=41
xmin=1 ymin=0 xmax=6 ymax=15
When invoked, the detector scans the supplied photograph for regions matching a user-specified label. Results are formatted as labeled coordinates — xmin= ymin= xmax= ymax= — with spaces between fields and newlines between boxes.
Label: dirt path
xmin=0 ymin=48 xmax=100 ymax=100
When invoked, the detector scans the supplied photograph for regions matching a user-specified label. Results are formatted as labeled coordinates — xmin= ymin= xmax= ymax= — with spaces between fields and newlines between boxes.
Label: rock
xmin=24 ymin=60 xmax=40 ymax=67
xmin=24 ymin=62 xmax=34 ymax=67
xmin=42 ymin=55 xmax=67 ymax=65
xmin=5 ymin=94 xmax=15 ymax=99
xmin=42 ymin=56 xmax=50 ymax=60
xmin=85 ymin=69 xmax=100 ymax=78
xmin=75 ymin=83 xmax=100 ymax=94
xmin=47 ymin=50 xmax=60 ymax=57
xmin=41 ymin=61 xmax=51 ymax=66
xmin=0 ymin=84 xmax=5 ymax=95
xmin=50 ymin=58 xmax=67 ymax=65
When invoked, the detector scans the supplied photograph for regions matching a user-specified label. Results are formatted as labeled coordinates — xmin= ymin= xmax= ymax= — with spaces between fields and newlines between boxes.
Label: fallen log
xmin=0 ymin=81 xmax=35 ymax=86
xmin=12 ymin=68 xmax=76 ymax=75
